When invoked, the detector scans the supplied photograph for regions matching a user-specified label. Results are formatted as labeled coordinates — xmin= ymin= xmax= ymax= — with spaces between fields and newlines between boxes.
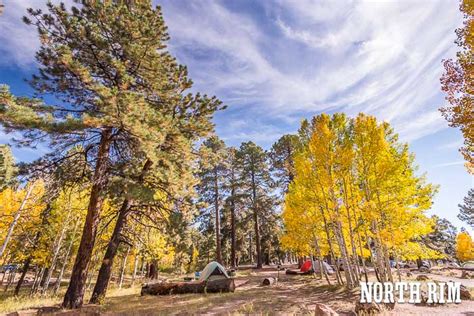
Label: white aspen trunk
xmin=131 ymin=247 xmax=140 ymax=287
xmin=53 ymin=219 xmax=79 ymax=295
xmin=42 ymin=215 xmax=70 ymax=293
xmin=313 ymin=236 xmax=331 ymax=285
xmin=319 ymin=207 xmax=344 ymax=285
xmin=118 ymin=246 xmax=130 ymax=289
xmin=4 ymin=268 xmax=16 ymax=292
xmin=0 ymin=184 xmax=34 ymax=259
xmin=334 ymin=220 xmax=355 ymax=288
xmin=31 ymin=266 xmax=45 ymax=295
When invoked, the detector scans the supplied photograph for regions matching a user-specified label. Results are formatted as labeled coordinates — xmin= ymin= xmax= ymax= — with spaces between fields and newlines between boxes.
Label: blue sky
xmin=0 ymin=0 xmax=472 ymax=231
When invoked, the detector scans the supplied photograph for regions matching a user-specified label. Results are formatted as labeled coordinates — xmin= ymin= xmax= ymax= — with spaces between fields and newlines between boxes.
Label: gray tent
xmin=312 ymin=260 xmax=335 ymax=275
xmin=199 ymin=261 xmax=230 ymax=281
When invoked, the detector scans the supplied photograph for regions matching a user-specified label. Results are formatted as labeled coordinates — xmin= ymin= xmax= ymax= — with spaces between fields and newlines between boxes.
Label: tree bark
xmin=15 ymin=228 xmax=44 ymax=296
xmin=148 ymin=261 xmax=158 ymax=279
xmin=14 ymin=257 xmax=31 ymax=296
xmin=89 ymin=199 xmax=130 ymax=303
xmin=230 ymin=194 xmax=236 ymax=268
xmin=90 ymin=159 xmax=152 ymax=304
xmin=141 ymin=278 xmax=235 ymax=296
xmin=214 ymin=168 xmax=222 ymax=263
xmin=251 ymin=170 xmax=262 ymax=268
xmin=62 ymin=128 xmax=112 ymax=309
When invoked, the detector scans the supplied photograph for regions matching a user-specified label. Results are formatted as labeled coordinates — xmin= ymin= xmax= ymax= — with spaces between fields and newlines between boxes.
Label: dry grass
xmin=2 ymin=268 xmax=474 ymax=315
xmin=0 ymin=284 xmax=143 ymax=315
xmin=0 ymin=294 xmax=62 ymax=314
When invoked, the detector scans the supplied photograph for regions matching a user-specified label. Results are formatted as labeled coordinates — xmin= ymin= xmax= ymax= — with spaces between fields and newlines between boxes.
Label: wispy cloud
xmin=0 ymin=0 xmax=75 ymax=67
xmin=0 ymin=0 xmax=463 ymax=145
xmin=437 ymin=139 xmax=464 ymax=151
xmin=160 ymin=0 xmax=461 ymax=144
xmin=433 ymin=161 xmax=466 ymax=168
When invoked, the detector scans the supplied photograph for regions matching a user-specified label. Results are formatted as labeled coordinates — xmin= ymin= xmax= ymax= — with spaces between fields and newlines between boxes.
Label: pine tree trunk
xmin=214 ymin=168 xmax=222 ymax=263
xmin=90 ymin=159 xmax=151 ymax=304
xmin=14 ymin=257 xmax=31 ymax=296
xmin=253 ymin=209 xmax=262 ymax=268
xmin=0 ymin=183 xmax=34 ymax=258
xmin=15 ymin=229 xmax=43 ymax=296
xmin=230 ymin=193 xmax=237 ymax=268
xmin=89 ymin=199 xmax=129 ymax=303
xmin=148 ymin=261 xmax=158 ymax=279
xmin=251 ymin=170 xmax=262 ymax=268
xmin=62 ymin=128 xmax=112 ymax=309
xmin=248 ymin=233 xmax=253 ymax=264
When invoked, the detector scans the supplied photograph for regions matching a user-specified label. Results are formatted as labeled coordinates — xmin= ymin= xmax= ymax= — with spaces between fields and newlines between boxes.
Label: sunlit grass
xmin=0 ymin=293 xmax=62 ymax=314
xmin=0 ymin=283 xmax=144 ymax=314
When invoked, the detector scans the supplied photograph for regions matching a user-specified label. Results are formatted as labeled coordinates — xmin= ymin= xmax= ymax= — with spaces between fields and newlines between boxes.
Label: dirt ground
xmin=3 ymin=266 xmax=474 ymax=315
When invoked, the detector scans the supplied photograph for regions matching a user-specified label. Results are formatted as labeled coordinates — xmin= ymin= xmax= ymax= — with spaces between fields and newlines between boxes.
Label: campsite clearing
xmin=3 ymin=265 xmax=474 ymax=315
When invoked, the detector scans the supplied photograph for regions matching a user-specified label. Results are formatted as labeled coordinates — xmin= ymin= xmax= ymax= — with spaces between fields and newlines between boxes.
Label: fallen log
xmin=285 ymin=269 xmax=312 ymax=275
xmin=141 ymin=278 xmax=235 ymax=296
xmin=262 ymin=277 xmax=277 ymax=286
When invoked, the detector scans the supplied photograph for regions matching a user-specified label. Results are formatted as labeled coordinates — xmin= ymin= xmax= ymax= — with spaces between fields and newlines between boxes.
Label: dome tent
xmin=199 ymin=261 xmax=230 ymax=281
xmin=300 ymin=259 xmax=335 ymax=275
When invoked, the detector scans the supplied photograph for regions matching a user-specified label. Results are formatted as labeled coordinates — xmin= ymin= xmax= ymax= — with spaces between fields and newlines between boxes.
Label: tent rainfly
xmin=199 ymin=261 xmax=230 ymax=281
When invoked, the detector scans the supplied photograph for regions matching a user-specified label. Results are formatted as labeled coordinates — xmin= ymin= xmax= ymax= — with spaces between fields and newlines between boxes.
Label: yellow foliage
xmin=456 ymin=231 xmax=474 ymax=262
xmin=282 ymin=113 xmax=439 ymax=264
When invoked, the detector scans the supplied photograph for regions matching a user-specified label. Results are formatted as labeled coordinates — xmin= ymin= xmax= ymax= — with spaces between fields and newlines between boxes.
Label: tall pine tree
xmin=0 ymin=1 xmax=221 ymax=308
xmin=196 ymin=136 xmax=228 ymax=264
xmin=237 ymin=142 xmax=276 ymax=268
xmin=458 ymin=188 xmax=474 ymax=229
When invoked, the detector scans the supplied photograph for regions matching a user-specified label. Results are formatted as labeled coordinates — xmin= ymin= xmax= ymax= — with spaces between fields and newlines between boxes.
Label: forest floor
xmin=1 ymin=265 xmax=474 ymax=315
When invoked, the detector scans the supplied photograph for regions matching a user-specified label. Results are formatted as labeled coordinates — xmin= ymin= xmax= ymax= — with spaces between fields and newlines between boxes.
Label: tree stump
xmin=262 ymin=277 xmax=276 ymax=286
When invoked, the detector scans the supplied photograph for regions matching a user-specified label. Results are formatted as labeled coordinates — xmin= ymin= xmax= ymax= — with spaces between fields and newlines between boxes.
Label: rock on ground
xmin=314 ymin=303 xmax=339 ymax=316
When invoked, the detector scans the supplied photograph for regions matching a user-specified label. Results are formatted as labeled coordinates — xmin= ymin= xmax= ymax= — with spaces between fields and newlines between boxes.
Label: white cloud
xmin=437 ymin=139 xmax=464 ymax=151
xmin=1 ymin=0 xmax=463 ymax=143
xmin=0 ymin=0 xmax=75 ymax=67
xmin=161 ymin=0 xmax=461 ymax=142
xmin=433 ymin=161 xmax=466 ymax=168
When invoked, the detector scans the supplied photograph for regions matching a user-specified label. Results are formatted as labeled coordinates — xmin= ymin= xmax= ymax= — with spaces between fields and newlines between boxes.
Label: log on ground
xmin=285 ymin=269 xmax=312 ymax=275
xmin=141 ymin=278 xmax=235 ymax=296
xmin=262 ymin=277 xmax=277 ymax=286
